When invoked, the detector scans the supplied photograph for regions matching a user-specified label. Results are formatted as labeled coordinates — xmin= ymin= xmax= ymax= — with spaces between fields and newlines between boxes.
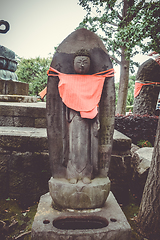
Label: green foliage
xmin=16 ymin=57 xmax=52 ymax=96
xmin=78 ymin=0 xmax=160 ymax=114
xmin=137 ymin=140 xmax=152 ymax=148
xmin=78 ymin=0 xmax=160 ymax=66
xmin=139 ymin=1 xmax=160 ymax=54
xmin=115 ymin=76 xmax=135 ymax=106
xmin=126 ymin=105 xmax=133 ymax=113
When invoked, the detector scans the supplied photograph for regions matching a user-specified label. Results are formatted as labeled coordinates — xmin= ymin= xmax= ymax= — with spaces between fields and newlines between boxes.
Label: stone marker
xmin=131 ymin=146 xmax=154 ymax=200
xmin=133 ymin=58 xmax=160 ymax=115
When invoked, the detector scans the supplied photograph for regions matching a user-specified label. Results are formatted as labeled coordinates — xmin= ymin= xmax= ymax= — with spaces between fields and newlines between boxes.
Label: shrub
xmin=137 ymin=140 xmax=152 ymax=148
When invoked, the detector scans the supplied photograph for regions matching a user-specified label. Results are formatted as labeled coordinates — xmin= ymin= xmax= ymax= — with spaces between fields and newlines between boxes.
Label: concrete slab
xmin=0 ymin=95 xmax=37 ymax=102
xmin=0 ymin=101 xmax=46 ymax=108
xmin=0 ymin=126 xmax=47 ymax=137
xmin=31 ymin=191 xmax=131 ymax=240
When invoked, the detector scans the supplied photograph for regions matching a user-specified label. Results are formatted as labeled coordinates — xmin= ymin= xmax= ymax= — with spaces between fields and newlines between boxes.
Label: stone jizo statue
xmin=46 ymin=28 xmax=115 ymax=209
xmin=66 ymin=50 xmax=98 ymax=184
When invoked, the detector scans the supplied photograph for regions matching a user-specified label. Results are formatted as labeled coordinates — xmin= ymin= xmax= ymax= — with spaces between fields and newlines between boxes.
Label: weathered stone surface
xmin=108 ymin=155 xmax=131 ymax=205
xmin=133 ymin=58 xmax=160 ymax=115
xmin=0 ymin=116 xmax=14 ymax=126
xmin=131 ymin=146 xmax=154 ymax=200
xmin=49 ymin=177 xmax=110 ymax=209
xmin=0 ymin=95 xmax=37 ymax=102
xmin=0 ymin=56 xmax=17 ymax=72
xmin=35 ymin=118 xmax=46 ymax=128
xmin=0 ymin=79 xmax=29 ymax=95
xmin=47 ymin=28 xmax=115 ymax=179
xmin=0 ymin=70 xmax=18 ymax=81
xmin=0 ymin=102 xmax=46 ymax=127
xmin=0 ymin=150 xmax=10 ymax=198
xmin=0 ymin=127 xmax=48 ymax=151
xmin=0 ymin=102 xmax=45 ymax=117
xmin=0 ymin=122 xmax=131 ymax=206
xmin=112 ymin=130 xmax=131 ymax=152
xmin=109 ymin=130 xmax=132 ymax=205
xmin=131 ymin=143 xmax=140 ymax=156
xmin=133 ymin=147 xmax=153 ymax=175
xmin=6 ymin=151 xmax=51 ymax=205
xmin=31 ymin=192 xmax=131 ymax=240
xmin=0 ymin=45 xmax=15 ymax=59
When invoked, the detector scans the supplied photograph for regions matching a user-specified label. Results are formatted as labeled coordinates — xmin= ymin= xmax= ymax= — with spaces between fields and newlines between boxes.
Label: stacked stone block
xmin=0 ymin=45 xmax=29 ymax=97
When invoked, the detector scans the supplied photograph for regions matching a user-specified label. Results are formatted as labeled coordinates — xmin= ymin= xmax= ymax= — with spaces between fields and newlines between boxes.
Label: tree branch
xmin=108 ymin=4 xmax=123 ymax=21
xmin=108 ymin=54 xmax=121 ymax=65
xmin=103 ymin=21 xmax=118 ymax=27
xmin=14 ymin=230 xmax=31 ymax=239
xmin=120 ymin=0 xmax=145 ymax=27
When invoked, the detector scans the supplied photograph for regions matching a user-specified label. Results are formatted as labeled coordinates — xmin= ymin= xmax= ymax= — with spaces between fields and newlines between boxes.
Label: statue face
xmin=74 ymin=56 xmax=90 ymax=74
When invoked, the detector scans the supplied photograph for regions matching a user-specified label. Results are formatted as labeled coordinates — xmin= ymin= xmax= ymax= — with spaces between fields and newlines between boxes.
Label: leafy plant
xmin=137 ymin=140 xmax=152 ymax=148
xmin=16 ymin=56 xmax=52 ymax=96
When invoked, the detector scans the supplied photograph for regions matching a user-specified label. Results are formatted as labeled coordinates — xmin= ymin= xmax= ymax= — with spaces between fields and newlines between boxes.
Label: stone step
xmin=0 ymin=126 xmax=131 ymax=153
xmin=0 ymin=126 xmax=48 ymax=152
xmin=0 ymin=101 xmax=46 ymax=128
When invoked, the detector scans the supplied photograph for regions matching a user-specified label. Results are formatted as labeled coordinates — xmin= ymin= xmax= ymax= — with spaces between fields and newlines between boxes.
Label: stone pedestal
xmin=0 ymin=95 xmax=37 ymax=103
xmin=31 ymin=191 xmax=131 ymax=240
xmin=49 ymin=177 xmax=110 ymax=209
xmin=0 ymin=79 xmax=29 ymax=95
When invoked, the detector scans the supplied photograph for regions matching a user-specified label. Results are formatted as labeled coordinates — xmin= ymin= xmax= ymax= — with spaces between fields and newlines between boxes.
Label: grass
xmin=122 ymin=193 xmax=145 ymax=240
xmin=0 ymin=198 xmax=38 ymax=240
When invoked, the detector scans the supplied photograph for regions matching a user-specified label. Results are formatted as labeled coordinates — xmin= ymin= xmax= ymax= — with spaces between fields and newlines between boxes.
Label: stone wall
xmin=109 ymin=130 xmax=132 ymax=205
xmin=0 ymin=149 xmax=51 ymax=206
xmin=0 ymin=102 xmax=46 ymax=128
xmin=0 ymin=128 xmax=132 ymax=207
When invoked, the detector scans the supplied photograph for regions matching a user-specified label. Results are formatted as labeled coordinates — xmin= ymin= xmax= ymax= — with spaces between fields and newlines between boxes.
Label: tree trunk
xmin=137 ymin=115 xmax=160 ymax=239
xmin=116 ymin=46 xmax=130 ymax=115
xmin=116 ymin=0 xmax=130 ymax=115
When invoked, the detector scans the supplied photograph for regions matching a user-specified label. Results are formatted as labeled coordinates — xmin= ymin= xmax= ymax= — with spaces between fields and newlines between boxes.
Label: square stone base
xmin=31 ymin=191 xmax=131 ymax=240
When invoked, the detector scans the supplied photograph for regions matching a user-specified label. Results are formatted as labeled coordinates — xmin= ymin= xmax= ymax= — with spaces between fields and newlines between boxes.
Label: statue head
xmin=74 ymin=49 xmax=90 ymax=74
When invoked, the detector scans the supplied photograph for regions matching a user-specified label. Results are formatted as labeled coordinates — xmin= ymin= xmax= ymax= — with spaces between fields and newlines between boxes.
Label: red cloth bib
xmin=134 ymin=81 xmax=160 ymax=98
xmin=47 ymin=67 xmax=115 ymax=119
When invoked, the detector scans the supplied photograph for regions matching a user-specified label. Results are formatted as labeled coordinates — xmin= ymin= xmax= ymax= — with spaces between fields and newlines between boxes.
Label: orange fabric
xmin=39 ymin=87 xmax=47 ymax=99
xmin=155 ymin=57 xmax=160 ymax=65
xmin=47 ymin=67 xmax=115 ymax=119
xmin=134 ymin=81 xmax=160 ymax=98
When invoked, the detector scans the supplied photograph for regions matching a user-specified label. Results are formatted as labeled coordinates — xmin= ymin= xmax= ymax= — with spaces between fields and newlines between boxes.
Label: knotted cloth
xmin=134 ymin=81 xmax=160 ymax=98
xmin=47 ymin=67 xmax=114 ymax=119
xmin=39 ymin=87 xmax=47 ymax=99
